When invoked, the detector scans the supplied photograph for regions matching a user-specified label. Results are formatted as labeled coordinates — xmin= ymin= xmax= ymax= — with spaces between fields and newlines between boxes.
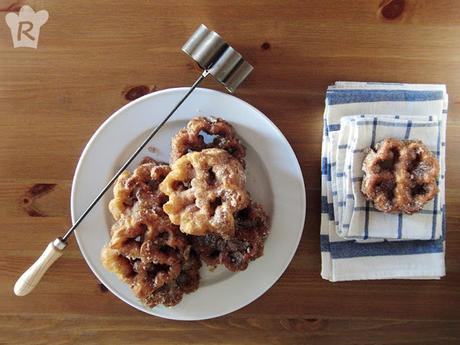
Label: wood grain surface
xmin=1 ymin=0 xmax=459 ymax=344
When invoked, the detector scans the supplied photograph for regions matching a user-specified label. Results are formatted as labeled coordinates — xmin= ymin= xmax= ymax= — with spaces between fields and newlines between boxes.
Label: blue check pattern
xmin=331 ymin=115 xmax=444 ymax=241
xmin=320 ymin=82 xmax=447 ymax=281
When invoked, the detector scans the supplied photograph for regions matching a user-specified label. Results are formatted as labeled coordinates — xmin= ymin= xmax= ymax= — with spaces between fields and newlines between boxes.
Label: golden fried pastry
xmin=102 ymin=116 xmax=271 ymax=306
xmin=191 ymin=202 xmax=269 ymax=271
xmin=101 ymin=159 xmax=200 ymax=308
xmin=109 ymin=159 xmax=170 ymax=221
xmin=362 ymin=138 xmax=440 ymax=214
xmin=160 ymin=148 xmax=250 ymax=238
xmin=170 ymin=117 xmax=246 ymax=165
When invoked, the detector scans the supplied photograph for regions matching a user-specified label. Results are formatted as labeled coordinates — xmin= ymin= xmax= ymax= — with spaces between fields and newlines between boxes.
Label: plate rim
xmin=71 ymin=87 xmax=306 ymax=320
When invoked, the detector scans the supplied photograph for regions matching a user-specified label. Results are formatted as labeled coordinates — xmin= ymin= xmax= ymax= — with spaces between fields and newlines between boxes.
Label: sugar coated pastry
xmin=101 ymin=159 xmax=200 ymax=307
xmin=191 ymin=202 xmax=269 ymax=271
xmin=362 ymin=138 xmax=440 ymax=214
xmin=170 ymin=117 xmax=246 ymax=165
xmin=160 ymin=148 xmax=250 ymax=238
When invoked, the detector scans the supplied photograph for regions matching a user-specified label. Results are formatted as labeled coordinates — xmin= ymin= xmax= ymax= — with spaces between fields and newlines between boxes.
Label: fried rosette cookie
xmin=191 ymin=203 xmax=269 ymax=272
xmin=101 ymin=159 xmax=200 ymax=308
xmin=362 ymin=138 xmax=440 ymax=214
xmin=159 ymin=148 xmax=250 ymax=239
xmin=108 ymin=158 xmax=170 ymax=221
xmin=170 ymin=117 xmax=246 ymax=165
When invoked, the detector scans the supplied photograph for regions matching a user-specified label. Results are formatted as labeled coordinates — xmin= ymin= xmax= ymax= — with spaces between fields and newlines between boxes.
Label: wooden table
xmin=1 ymin=0 xmax=459 ymax=344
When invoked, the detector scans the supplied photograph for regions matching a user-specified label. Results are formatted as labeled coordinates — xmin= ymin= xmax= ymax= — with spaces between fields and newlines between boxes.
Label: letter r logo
xmin=17 ymin=21 xmax=35 ymax=41
xmin=5 ymin=6 xmax=49 ymax=49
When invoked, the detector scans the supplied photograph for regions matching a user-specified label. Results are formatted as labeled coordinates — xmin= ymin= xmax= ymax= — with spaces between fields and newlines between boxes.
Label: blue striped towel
xmin=321 ymin=82 xmax=447 ymax=281
xmin=333 ymin=114 xmax=445 ymax=240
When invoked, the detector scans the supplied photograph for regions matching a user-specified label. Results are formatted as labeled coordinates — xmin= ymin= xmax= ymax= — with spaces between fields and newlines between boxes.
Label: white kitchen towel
xmin=334 ymin=114 xmax=445 ymax=240
xmin=321 ymin=82 xmax=447 ymax=282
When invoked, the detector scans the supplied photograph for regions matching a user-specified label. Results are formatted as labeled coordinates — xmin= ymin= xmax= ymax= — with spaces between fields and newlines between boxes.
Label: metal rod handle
xmin=63 ymin=70 xmax=208 ymax=242
xmin=14 ymin=238 xmax=66 ymax=296
xmin=14 ymin=71 xmax=208 ymax=296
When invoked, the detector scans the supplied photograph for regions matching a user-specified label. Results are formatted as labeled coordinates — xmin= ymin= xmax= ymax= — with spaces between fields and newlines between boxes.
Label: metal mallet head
xmin=182 ymin=24 xmax=253 ymax=93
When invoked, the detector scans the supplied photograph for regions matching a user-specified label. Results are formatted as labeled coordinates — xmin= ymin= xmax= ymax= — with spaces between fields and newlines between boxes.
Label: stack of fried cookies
xmin=101 ymin=117 xmax=269 ymax=307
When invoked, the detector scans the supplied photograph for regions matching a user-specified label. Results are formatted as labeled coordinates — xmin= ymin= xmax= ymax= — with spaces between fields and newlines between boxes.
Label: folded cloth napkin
xmin=333 ymin=114 xmax=445 ymax=240
xmin=321 ymin=82 xmax=447 ymax=282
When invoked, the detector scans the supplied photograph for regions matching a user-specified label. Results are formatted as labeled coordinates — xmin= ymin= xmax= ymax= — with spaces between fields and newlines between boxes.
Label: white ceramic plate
xmin=71 ymin=87 xmax=306 ymax=320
